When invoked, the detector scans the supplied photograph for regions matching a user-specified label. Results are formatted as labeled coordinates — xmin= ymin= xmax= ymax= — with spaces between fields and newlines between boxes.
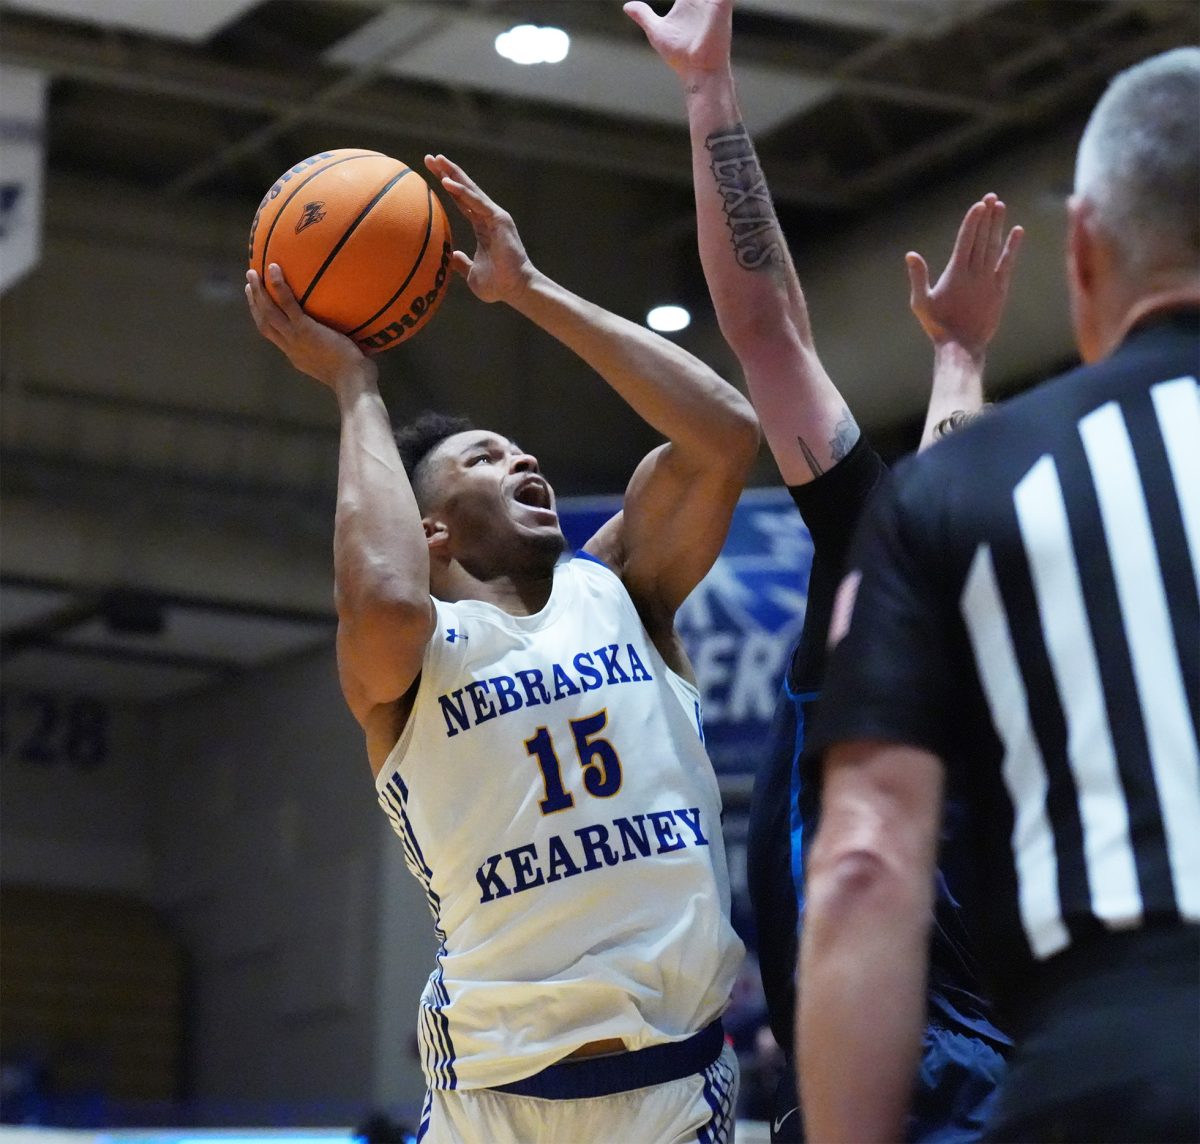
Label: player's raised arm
xmin=909 ymin=193 xmax=1024 ymax=451
xmin=424 ymin=152 xmax=759 ymax=628
xmin=245 ymin=267 xmax=434 ymax=740
xmin=627 ymin=0 xmax=851 ymax=487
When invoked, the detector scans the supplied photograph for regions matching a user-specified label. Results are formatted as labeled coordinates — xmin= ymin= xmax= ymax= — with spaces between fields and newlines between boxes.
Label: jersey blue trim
xmin=415 ymin=1090 xmax=432 ymax=1142
xmin=385 ymin=773 xmax=459 ymax=1089
xmin=784 ymin=684 xmax=820 ymax=918
xmin=697 ymin=1047 xmax=737 ymax=1144
xmin=491 ymin=1020 xmax=724 ymax=1100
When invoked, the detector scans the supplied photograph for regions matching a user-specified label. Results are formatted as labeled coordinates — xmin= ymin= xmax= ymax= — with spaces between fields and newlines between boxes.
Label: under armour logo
xmin=446 ymin=628 xmax=468 ymax=643
xmin=295 ymin=200 xmax=326 ymax=234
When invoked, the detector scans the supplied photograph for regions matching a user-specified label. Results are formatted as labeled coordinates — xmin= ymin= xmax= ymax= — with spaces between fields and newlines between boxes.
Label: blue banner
xmin=0 ymin=65 xmax=47 ymax=294
xmin=560 ymin=487 xmax=812 ymax=776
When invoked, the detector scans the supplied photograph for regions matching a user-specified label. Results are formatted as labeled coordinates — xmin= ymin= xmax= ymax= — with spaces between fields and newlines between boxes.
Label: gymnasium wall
xmin=0 ymin=644 xmax=429 ymax=1122
xmin=148 ymin=645 xmax=431 ymax=1120
xmin=1 ymin=693 xmax=156 ymax=894
xmin=796 ymin=128 xmax=1079 ymax=424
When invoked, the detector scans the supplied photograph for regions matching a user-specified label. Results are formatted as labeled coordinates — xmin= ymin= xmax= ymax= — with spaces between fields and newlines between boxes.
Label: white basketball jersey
xmin=374 ymin=553 xmax=744 ymax=1090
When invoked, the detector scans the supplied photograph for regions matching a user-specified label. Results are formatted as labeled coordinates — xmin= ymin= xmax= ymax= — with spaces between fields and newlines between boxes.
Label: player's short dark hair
xmin=394 ymin=411 xmax=474 ymax=485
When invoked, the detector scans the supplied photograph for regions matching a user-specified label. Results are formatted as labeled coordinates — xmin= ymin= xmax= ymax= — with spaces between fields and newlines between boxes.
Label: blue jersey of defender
xmin=746 ymin=437 xmax=1009 ymax=1143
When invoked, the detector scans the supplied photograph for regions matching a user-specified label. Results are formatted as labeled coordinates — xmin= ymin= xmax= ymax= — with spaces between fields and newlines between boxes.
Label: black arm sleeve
xmin=807 ymin=457 xmax=964 ymax=761
xmin=785 ymin=436 xmax=888 ymax=694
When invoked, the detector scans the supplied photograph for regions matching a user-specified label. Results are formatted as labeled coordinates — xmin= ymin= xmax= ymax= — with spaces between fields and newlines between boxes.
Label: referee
xmin=798 ymin=46 xmax=1200 ymax=1143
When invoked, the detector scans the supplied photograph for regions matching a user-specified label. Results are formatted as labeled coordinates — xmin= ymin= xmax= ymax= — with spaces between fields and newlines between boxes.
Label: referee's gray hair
xmin=1074 ymin=46 xmax=1200 ymax=277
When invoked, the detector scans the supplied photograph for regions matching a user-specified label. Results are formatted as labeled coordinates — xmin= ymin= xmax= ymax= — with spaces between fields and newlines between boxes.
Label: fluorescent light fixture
xmin=646 ymin=305 xmax=690 ymax=333
xmin=494 ymin=24 xmax=570 ymax=65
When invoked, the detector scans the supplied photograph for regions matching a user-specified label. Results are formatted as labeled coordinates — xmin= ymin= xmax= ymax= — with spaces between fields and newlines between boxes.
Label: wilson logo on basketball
xmin=357 ymin=241 xmax=453 ymax=352
xmin=295 ymin=201 xmax=326 ymax=234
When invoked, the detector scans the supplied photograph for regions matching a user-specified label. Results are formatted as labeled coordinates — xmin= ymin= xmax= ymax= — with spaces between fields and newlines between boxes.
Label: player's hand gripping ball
xmin=247 ymin=149 xmax=453 ymax=353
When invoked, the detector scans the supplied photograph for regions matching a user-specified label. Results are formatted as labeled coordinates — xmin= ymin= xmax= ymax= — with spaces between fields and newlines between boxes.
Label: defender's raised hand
xmin=424 ymin=153 xmax=535 ymax=307
xmin=245 ymin=264 xmax=376 ymax=389
xmin=906 ymin=193 xmax=1024 ymax=360
xmin=624 ymin=0 xmax=731 ymax=79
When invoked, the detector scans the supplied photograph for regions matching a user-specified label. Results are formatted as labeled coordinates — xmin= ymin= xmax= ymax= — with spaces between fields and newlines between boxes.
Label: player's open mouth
xmin=513 ymin=476 xmax=555 ymax=515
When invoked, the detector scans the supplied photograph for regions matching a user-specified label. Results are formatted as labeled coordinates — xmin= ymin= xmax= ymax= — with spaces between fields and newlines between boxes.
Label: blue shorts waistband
xmin=490 ymin=1020 xmax=725 ymax=1100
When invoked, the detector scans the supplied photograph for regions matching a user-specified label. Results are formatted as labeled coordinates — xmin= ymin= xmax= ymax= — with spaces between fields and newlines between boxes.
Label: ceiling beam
xmin=0 ymin=12 xmax=849 ymax=209
xmin=2 ymin=573 xmax=337 ymax=625
xmin=840 ymin=4 xmax=1194 ymax=204
xmin=164 ymin=9 xmax=459 ymax=196
xmin=3 ymin=2 xmax=1194 ymax=221
xmin=3 ymin=637 xmax=244 ymax=677
xmin=0 ymin=594 xmax=102 ymax=658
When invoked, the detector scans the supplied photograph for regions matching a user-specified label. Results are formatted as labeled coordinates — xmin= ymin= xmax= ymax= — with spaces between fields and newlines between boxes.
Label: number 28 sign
xmin=0 ymin=692 xmax=110 ymax=770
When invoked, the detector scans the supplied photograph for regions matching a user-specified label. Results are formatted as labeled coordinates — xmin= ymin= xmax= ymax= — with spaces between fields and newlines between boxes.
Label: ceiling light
xmin=495 ymin=24 xmax=570 ymax=66
xmin=646 ymin=305 xmax=691 ymax=333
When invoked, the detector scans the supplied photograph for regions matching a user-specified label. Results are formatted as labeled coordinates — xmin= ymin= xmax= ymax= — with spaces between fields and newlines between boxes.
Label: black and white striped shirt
xmin=811 ymin=309 xmax=1199 ymax=1008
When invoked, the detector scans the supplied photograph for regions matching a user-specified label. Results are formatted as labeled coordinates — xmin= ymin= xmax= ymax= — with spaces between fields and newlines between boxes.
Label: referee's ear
xmin=1065 ymin=195 xmax=1110 ymax=366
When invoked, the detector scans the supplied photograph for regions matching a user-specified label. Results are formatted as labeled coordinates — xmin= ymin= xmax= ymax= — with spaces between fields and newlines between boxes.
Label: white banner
xmin=0 ymin=64 xmax=48 ymax=294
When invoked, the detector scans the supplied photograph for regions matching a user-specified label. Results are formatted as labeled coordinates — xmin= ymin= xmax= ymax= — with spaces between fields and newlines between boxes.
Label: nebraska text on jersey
xmin=437 ymin=641 xmax=654 ymax=737
xmin=475 ymin=805 xmax=709 ymax=903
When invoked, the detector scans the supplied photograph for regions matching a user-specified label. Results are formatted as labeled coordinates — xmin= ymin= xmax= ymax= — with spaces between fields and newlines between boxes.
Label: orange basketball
xmin=247 ymin=149 xmax=453 ymax=352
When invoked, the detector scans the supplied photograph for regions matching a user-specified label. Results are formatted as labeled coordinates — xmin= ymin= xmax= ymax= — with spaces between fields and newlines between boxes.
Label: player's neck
xmin=436 ymin=565 xmax=557 ymax=616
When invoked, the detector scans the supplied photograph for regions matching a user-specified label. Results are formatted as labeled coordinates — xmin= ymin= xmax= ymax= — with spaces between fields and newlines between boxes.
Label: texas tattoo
xmin=705 ymin=123 xmax=784 ymax=270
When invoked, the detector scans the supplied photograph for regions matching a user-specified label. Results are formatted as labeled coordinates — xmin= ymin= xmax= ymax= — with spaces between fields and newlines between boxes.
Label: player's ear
xmin=423 ymin=515 xmax=450 ymax=551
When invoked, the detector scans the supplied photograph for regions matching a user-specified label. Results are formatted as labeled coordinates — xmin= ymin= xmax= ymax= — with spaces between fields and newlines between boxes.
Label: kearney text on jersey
xmin=475 ymin=806 xmax=710 ymax=904
xmin=437 ymin=641 xmax=655 ymax=737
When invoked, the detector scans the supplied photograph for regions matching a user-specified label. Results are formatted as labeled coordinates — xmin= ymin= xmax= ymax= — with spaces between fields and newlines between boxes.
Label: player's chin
xmin=526 ymin=526 xmax=566 ymax=561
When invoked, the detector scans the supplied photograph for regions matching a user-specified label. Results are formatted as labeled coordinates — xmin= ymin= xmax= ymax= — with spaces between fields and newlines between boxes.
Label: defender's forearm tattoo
xmin=830 ymin=410 xmax=860 ymax=462
xmin=705 ymin=123 xmax=783 ymax=270
xmin=797 ymin=410 xmax=860 ymax=478
xmin=796 ymin=435 xmax=824 ymax=478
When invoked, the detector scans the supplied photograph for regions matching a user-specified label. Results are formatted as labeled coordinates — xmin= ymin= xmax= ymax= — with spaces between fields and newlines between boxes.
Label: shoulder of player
xmin=578 ymin=510 xmax=624 ymax=574
xmin=568 ymin=545 xmax=620 ymax=578
xmin=567 ymin=545 xmax=680 ymax=656
xmin=566 ymin=549 xmax=654 ymax=620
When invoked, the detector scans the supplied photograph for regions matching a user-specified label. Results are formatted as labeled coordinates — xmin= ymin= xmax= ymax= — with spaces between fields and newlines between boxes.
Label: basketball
xmin=247 ymin=149 xmax=453 ymax=353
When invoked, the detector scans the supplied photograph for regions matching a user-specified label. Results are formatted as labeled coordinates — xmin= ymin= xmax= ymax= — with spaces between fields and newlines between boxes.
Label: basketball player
xmin=801 ymin=47 xmax=1200 ymax=1141
xmin=246 ymin=153 xmax=754 ymax=1143
xmin=628 ymin=0 xmax=1020 ymax=1138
